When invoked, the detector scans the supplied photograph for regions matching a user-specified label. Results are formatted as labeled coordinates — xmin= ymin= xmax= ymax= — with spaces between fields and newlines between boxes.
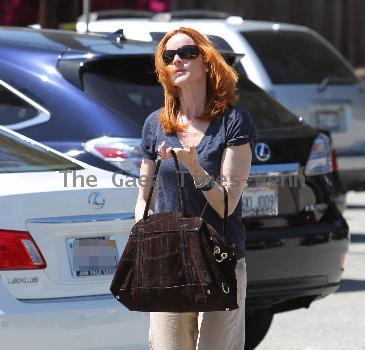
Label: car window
xmin=237 ymin=77 xmax=301 ymax=129
xmin=82 ymin=56 xmax=164 ymax=127
xmin=241 ymin=30 xmax=358 ymax=84
xmin=82 ymin=56 xmax=300 ymax=130
xmin=0 ymin=80 xmax=50 ymax=130
xmin=0 ymin=128 xmax=83 ymax=173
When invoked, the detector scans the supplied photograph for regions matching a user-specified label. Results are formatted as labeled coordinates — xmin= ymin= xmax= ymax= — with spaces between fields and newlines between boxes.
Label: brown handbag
xmin=110 ymin=150 xmax=238 ymax=312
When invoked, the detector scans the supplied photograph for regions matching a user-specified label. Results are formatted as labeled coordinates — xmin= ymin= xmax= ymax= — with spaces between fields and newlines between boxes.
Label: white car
xmin=77 ymin=10 xmax=365 ymax=196
xmin=0 ymin=126 xmax=148 ymax=349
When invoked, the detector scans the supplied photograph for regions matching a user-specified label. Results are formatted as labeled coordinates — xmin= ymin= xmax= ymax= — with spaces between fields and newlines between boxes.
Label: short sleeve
xmin=225 ymin=107 xmax=257 ymax=149
xmin=139 ymin=112 xmax=158 ymax=161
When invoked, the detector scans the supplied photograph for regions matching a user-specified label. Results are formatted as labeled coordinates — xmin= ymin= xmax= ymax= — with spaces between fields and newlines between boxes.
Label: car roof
xmin=83 ymin=18 xmax=309 ymax=44
xmin=80 ymin=13 xmax=308 ymax=34
xmin=76 ymin=9 xmax=308 ymax=32
xmin=0 ymin=26 xmax=157 ymax=55
xmin=227 ymin=20 xmax=308 ymax=32
xmin=151 ymin=18 xmax=307 ymax=33
xmin=0 ymin=26 xmax=241 ymax=90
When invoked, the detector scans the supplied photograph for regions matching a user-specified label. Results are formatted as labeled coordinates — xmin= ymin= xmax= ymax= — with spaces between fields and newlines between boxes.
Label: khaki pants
xmin=149 ymin=258 xmax=247 ymax=350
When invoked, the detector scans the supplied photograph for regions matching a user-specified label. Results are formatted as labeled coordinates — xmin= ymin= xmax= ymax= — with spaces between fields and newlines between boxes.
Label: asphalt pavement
xmin=256 ymin=191 xmax=365 ymax=350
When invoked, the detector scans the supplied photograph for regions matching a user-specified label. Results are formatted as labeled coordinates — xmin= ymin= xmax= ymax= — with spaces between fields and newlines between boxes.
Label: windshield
xmin=0 ymin=128 xmax=83 ymax=173
xmin=82 ymin=56 xmax=300 ymax=130
xmin=242 ymin=30 xmax=358 ymax=85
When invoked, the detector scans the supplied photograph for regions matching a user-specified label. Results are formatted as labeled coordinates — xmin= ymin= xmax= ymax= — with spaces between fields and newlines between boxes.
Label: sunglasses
xmin=162 ymin=45 xmax=200 ymax=65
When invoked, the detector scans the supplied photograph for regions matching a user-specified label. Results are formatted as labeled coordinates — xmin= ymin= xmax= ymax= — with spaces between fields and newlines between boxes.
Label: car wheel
xmin=245 ymin=309 xmax=274 ymax=350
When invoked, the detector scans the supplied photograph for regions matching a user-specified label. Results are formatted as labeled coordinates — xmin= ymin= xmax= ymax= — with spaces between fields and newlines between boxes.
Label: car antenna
xmin=107 ymin=29 xmax=126 ymax=45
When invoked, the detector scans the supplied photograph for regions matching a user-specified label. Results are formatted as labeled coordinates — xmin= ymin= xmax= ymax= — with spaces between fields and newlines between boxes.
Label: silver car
xmin=77 ymin=10 xmax=365 ymax=197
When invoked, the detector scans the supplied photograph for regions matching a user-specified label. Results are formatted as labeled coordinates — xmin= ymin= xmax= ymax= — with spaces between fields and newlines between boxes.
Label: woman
xmin=135 ymin=27 xmax=257 ymax=350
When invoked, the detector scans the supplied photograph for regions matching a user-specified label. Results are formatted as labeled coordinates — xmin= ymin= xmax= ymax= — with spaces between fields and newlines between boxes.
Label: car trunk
xmin=0 ymin=171 xmax=137 ymax=299
xmin=272 ymin=85 xmax=365 ymax=152
xmin=241 ymin=29 xmax=364 ymax=151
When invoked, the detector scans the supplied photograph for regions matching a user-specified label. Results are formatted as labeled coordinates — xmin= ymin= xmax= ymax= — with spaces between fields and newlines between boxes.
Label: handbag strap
xmin=200 ymin=185 xmax=228 ymax=239
xmin=143 ymin=150 xmax=228 ymax=239
xmin=171 ymin=150 xmax=187 ymax=217
xmin=222 ymin=185 xmax=228 ymax=238
xmin=200 ymin=201 xmax=208 ymax=217
xmin=143 ymin=149 xmax=187 ymax=220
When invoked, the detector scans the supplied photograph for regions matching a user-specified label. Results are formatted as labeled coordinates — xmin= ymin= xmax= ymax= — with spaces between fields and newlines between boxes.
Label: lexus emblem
xmin=254 ymin=142 xmax=271 ymax=162
xmin=88 ymin=192 xmax=106 ymax=209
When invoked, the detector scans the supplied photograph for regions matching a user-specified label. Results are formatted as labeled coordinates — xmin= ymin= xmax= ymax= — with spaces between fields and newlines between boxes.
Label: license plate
xmin=67 ymin=237 xmax=119 ymax=277
xmin=314 ymin=104 xmax=351 ymax=133
xmin=315 ymin=111 xmax=340 ymax=131
xmin=242 ymin=183 xmax=278 ymax=217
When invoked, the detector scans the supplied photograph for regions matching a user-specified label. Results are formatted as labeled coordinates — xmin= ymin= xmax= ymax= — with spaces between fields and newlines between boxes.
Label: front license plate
xmin=67 ymin=237 xmax=119 ymax=277
xmin=242 ymin=183 xmax=278 ymax=217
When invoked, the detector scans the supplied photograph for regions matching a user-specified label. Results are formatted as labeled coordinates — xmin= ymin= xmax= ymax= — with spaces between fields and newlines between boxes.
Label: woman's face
xmin=164 ymin=33 xmax=207 ymax=88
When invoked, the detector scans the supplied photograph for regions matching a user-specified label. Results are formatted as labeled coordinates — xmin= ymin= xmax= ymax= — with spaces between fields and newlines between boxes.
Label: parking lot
xmin=257 ymin=191 xmax=365 ymax=350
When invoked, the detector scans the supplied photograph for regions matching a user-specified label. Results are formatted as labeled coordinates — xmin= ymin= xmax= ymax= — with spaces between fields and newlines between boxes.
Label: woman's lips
xmin=174 ymin=69 xmax=186 ymax=76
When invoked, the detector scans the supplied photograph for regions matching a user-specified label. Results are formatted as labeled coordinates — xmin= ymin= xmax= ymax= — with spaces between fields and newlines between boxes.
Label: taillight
xmin=331 ymin=148 xmax=338 ymax=173
xmin=0 ymin=230 xmax=47 ymax=270
xmin=84 ymin=137 xmax=142 ymax=177
xmin=305 ymin=133 xmax=333 ymax=176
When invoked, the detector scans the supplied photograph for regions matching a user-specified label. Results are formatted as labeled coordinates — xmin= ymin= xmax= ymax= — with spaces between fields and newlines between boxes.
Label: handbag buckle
xmin=214 ymin=246 xmax=228 ymax=263
xmin=222 ymin=282 xmax=230 ymax=294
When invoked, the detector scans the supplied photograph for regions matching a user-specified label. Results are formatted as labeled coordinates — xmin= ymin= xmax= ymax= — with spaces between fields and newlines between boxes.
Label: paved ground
xmin=256 ymin=191 xmax=365 ymax=350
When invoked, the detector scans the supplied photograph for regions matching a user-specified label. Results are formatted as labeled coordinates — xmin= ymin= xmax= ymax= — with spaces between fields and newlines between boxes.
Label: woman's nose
xmin=172 ymin=53 xmax=182 ymax=64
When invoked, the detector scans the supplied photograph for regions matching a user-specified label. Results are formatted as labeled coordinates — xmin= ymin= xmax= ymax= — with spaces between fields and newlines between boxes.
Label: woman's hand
xmin=157 ymin=141 xmax=200 ymax=172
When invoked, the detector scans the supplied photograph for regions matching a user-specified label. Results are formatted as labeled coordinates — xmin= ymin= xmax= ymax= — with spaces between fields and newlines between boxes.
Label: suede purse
xmin=110 ymin=150 xmax=238 ymax=312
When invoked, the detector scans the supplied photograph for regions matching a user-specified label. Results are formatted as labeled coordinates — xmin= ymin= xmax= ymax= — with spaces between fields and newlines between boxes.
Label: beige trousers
xmin=149 ymin=258 xmax=247 ymax=350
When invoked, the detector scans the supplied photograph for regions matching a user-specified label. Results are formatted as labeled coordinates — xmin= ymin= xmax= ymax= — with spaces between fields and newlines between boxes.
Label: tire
xmin=245 ymin=309 xmax=274 ymax=350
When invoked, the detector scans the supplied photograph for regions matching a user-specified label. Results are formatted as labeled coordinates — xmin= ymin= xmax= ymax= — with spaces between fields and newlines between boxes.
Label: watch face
xmin=200 ymin=176 xmax=215 ymax=191
xmin=194 ymin=174 xmax=210 ymax=188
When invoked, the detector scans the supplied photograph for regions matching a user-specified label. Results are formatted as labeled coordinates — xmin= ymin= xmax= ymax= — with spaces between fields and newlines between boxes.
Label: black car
xmin=0 ymin=27 xmax=349 ymax=349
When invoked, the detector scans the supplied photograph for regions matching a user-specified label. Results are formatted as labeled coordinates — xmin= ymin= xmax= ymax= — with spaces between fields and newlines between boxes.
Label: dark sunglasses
xmin=162 ymin=45 xmax=200 ymax=65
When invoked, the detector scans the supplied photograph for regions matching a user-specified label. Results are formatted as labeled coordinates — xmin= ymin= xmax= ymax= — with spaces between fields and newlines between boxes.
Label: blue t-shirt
xmin=139 ymin=105 xmax=257 ymax=258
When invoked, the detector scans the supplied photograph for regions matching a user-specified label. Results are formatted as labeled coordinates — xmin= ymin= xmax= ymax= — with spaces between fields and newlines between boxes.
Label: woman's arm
xmin=190 ymin=143 xmax=252 ymax=218
xmin=135 ymin=157 xmax=157 ymax=223
xmin=157 ymin=140 xmax=252 ymax=219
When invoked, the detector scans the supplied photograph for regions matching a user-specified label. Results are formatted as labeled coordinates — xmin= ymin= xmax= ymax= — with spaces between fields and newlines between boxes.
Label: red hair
xmin=154 ymin=27 xmax=239 ymax=134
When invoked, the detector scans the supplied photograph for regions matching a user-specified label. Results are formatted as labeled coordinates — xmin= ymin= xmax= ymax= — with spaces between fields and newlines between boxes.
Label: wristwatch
xmin=194 ymin=173 xmax=215 ymax=191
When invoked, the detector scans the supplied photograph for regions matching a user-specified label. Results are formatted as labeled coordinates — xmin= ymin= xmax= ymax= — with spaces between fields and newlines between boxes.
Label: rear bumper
xmin=245 ymin=217 xmax=349 ymax=312
xmin=0 ymin=279 xmax=149 ymax=349
xmin=247 ymin=277 xmax=339 ymax=312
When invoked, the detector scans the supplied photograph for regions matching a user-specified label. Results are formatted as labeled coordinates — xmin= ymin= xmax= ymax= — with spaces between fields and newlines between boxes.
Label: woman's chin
xmin=172 ymin=77 xmax=189 ymax=87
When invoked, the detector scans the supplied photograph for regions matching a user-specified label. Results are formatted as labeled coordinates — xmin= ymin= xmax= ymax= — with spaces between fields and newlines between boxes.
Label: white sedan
xmin=0 ymin=126 xmax=148 ymax=349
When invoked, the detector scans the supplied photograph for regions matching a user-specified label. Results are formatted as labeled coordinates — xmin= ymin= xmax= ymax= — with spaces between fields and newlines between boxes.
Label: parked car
xmin=0 ymin=125 xmax=149 ymax=349
xmin=76 ymin=10 xmax=365 ymax=197
xmin=0 ymin=27 xmax=349 ymax=349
